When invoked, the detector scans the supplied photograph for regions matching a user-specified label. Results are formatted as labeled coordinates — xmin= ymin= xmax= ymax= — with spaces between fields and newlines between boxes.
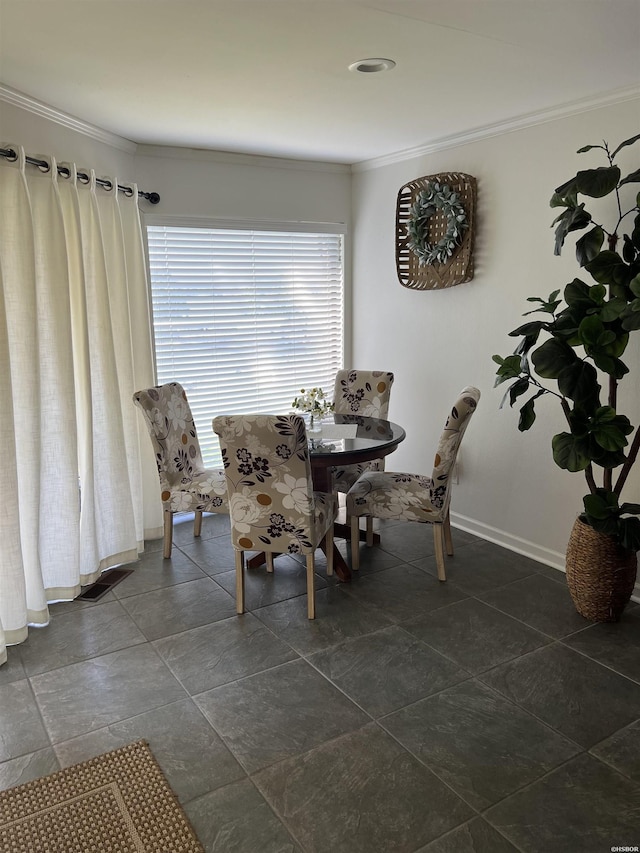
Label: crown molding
xmin=0 ymin=84 xmax=138 ymax=155
xmin=135 ymin=144 xmax=351 ymax=174
xmin=353 ymin=85 xmax=640 ymax=172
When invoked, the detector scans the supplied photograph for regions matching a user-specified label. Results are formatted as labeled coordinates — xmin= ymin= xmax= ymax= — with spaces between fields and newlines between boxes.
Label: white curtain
xmin=0 ymin=147 xmax=162 ymax=665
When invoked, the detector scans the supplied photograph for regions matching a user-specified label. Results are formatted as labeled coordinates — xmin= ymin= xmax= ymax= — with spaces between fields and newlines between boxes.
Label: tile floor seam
xmin=556 ymin=635 xmax=640 ymax=685
xmin=467 ymin=593 xmax=582 ymax=643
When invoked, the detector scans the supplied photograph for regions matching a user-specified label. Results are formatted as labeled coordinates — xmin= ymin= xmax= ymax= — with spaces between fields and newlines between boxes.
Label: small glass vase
xmin=306 ymin=412 xmax=322 ymax=435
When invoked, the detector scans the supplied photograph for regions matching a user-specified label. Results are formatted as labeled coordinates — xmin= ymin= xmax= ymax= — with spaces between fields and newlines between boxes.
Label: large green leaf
xmin=585 ymin=250 xmax=627 ymax=285
xmin=563 ymin=278 xmax=593 ymax=309
xmin=623 ymin=235 xmax=638 ymax=264
xmin=517 ymin=389 xmax=545 ymax=431
xmin=557 ymin=361 xmax=600 ymax=407
xmin=553 ymin=176 xmax=578 ymax=201
xmin=531 ymin=338 xmax=577 ymax=378
xmin=600 ymin=297 xmax=628 ymax=322
xmin=575 ymin=226 xmax=605 ymax=266
xmin=509 ymin=377 xmax=530 ymax=406
xmin=584 ymin=490 xmax=618 ymax=519
xmin=576 ymin=166 xmax=620 ymax=198
xmin=621 ymin=308 xmax=640 ymax=331
xmin=592 ymin=421 xmax=631 ymax=452
xmin=499 ymin=377 xmax=530 ymax=410
xmin=577 ymin=314 xmax=605 ymax=346
xmin=553 ymin=206 xmax=592 ymax=256
xmin=620 ymin=517 xmax=640 ymax=552
xmin=552 ymin=432 xmax=590 ymax=471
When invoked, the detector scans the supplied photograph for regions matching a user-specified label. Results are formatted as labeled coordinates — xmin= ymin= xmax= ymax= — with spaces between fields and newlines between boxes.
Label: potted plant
xmin=493 ymin=133 xmax=640 ymax=621
xmin=291 ymin=387 xmax=334 ymax=431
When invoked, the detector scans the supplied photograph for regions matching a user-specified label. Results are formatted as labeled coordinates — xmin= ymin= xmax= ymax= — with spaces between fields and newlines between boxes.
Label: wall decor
xmin=396 ymin=172 xmax=477 ymax=290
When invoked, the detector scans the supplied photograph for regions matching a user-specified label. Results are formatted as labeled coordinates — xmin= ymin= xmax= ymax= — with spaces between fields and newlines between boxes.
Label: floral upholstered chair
xmin=133 ymin=382 xmax=228 ymax=558
xmin=332 ymin=369 xmax=395 ymax=493
xmin=346 ymin=386 xmax=480 ymax=581
xmin=213 ymin=414 xmax=338 ymax=619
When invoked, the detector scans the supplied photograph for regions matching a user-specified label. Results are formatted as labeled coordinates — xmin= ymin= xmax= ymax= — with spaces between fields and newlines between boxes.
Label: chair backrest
xmin=132 ymin=382 xmax=206 ymax=491
xmin=333 ymin=370 xmax=394 ymax=418
xmin=430 ymin=386 xmax=480 ymax=511
xmin=213 ymin=413 xmax=317 ymax=555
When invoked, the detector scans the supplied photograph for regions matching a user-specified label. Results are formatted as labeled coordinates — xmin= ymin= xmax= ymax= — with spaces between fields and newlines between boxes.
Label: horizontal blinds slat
xmin=147 ymin=224 xmax=344 ymax=468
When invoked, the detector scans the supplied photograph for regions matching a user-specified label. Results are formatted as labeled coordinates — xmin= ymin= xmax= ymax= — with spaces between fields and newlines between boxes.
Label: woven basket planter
xmin=565 ymin=516 xmax=637 ymax=622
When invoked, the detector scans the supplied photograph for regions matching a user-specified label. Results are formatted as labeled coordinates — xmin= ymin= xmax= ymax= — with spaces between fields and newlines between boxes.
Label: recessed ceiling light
xmin=348 ymin=58 xmax=396 ymax=73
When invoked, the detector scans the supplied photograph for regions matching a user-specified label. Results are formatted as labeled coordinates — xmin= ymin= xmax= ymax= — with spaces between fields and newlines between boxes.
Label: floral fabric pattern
xmin=347 ymin=387 xmax=480 ymax=523
xmin=213 ymin=413 xmax=336 ymax=555
xmin=332 ymin=370 xmax=395 ymax=492
xmin=133 ymin=382 xmax=228 ymax=514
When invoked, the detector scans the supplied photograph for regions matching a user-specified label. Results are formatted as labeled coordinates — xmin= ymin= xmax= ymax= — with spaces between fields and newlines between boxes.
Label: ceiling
xmin=1 ymin=1 xmax=639 ymax=165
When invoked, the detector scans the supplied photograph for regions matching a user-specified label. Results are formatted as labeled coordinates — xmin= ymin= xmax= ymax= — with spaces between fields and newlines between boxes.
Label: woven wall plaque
xmin=396 ymin=172 xmax=477 ymax=290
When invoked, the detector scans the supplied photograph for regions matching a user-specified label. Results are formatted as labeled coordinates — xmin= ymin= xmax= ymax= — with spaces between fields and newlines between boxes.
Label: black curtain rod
xmin=0 ymin=147 xmax=160 ymax=204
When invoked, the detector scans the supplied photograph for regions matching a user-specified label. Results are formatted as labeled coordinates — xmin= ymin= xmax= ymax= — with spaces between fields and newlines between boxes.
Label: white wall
xmin=351 ymin=100 xmax=640 ymax=569
xmin=1 ymin=100 xmax=136 ymax=180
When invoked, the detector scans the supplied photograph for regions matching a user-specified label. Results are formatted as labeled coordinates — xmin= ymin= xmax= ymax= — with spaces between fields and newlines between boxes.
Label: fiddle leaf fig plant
xmin=493 ymin=134 xmax=640 ymax=552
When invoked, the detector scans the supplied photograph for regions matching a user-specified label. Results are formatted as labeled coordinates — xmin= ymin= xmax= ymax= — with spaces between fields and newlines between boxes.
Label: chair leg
xmin=444 ymin=509 xmax=454 ymax=556
xmin=350 ymin=515 xmax=360 ymax=570
xmin=366 ymin=516 xmax=374 ymax=547
xmin=433 ymin=524 xmax=447 ymax=582
xmin=194 ymin=509 xmax=203 ymax=538
xmin=306 ymin=555 xmax=316 ymax=619
xmin=163 ymin=509 xmax=173 ymax=558
xmin=235 ymin=551 xmax=245 ymax=614
xmin=266 ymin=553 xmax=275 ymax=573
xmin=325 ymin=525 xmax=334 ymax=576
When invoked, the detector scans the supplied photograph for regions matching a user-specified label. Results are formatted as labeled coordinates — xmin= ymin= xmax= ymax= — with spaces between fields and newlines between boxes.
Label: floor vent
xmin=78 ymin=568 xmax=134 ymax=602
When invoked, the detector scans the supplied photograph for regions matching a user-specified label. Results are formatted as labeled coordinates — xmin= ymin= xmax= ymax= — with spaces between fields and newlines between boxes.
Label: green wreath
xmin=407 ymin=182 xmax=468 ymax=266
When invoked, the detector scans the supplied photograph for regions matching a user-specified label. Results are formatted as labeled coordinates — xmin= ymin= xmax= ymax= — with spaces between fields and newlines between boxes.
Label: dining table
xmin=246 ymin=413 xmax=405 ymax=582
xmin=308 ymin=413 xmax=406 ymax=582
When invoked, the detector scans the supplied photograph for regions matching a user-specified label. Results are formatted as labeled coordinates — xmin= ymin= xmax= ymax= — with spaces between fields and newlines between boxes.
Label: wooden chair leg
xmin=163 ymin=509 xmax=173 ymax=558
xmin=366 ymin=516 xmax=374 ymax=547
xmin=433 ymin=524 xmax=447 ymax=582
xmin=194 ymin=509 xmax=203 ymax=538
xmin=350 ymin=515 xmax=360 ymax=569
xmin=306 ymin=555 xmax=316 ymax=619
xmin=444 ymin=510 xmax=454 ymax=556
xmin=325 ymin=525 xmax=334 ymax=576
xmin=266 ymin=553 xmax=275 ymax=573
xmin=235 ymin=551 xmax=245 ymax=614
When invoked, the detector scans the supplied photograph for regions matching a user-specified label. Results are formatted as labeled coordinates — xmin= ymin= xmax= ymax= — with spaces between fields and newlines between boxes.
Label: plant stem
xmin=615 ymin=427 xmax=640 ymax=496
xmin=585 ymin=464 xmax=598 ymax=495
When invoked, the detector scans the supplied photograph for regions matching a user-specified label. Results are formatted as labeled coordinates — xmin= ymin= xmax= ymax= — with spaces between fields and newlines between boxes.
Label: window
xmin=146 ymin=224 xmax=344 ymax=467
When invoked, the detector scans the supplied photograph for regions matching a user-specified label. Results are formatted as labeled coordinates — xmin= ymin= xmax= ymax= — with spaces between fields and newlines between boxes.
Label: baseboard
xmin=450 ymin=511 xmax=640 ymax=604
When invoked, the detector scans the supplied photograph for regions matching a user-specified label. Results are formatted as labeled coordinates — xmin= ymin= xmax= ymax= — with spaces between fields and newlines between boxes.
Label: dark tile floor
xmin=2 ymin=513 xmax=640 ymax=852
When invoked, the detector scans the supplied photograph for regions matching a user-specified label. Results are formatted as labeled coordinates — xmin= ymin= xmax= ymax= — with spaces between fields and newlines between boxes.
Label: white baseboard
xmin=450 ymin=511 xmax=640 ymax=604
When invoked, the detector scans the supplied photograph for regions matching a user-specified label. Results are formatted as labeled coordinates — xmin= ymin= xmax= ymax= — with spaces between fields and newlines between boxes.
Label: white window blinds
xmin=146 ymin=224 xmax=344 ymax=467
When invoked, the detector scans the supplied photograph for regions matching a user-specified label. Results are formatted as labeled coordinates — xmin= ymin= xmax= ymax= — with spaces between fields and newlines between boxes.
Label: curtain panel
xmin=0 ymin=147 xmax=161 ymax=665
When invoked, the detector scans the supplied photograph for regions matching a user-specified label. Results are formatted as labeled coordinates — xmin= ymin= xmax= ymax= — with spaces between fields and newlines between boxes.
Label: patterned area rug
xmin=0 ymin=740 xmax=204 ymax=852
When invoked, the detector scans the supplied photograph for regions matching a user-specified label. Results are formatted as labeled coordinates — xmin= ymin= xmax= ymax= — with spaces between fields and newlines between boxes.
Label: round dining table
xmin=308 ymin=414 xmax=406 ymax=582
